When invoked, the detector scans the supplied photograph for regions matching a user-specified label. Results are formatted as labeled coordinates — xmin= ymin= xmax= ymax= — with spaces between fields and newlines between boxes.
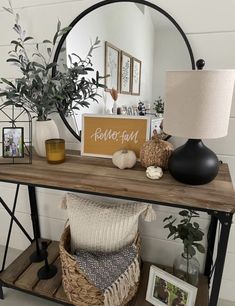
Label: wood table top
xmin=0 ymin=151 xmax=235 ymax=213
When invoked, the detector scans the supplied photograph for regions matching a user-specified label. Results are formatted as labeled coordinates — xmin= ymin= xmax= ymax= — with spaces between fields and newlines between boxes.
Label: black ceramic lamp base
xmin=168 ymin=139 xmax=219 ymax=185
xmin=37 ymin=265 xmax=57 ymax=280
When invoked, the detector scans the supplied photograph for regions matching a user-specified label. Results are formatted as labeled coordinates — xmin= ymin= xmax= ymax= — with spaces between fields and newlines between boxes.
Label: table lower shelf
xmin=0 ymin=240 xmax=209 ymax=306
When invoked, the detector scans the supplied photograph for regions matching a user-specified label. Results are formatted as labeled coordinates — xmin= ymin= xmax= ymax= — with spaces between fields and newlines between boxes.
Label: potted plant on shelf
xmin=163 ymin=209 xmax=205 ymax=286
xmin=0 ymin=2 xmax=106 ymax=156
xmin=154 ymin=96 xmax=164 ymax=117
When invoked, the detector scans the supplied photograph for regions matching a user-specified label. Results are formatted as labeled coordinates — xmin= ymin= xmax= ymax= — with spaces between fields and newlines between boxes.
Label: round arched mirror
xmin=53 ymin=0 xmax=195 ymax=142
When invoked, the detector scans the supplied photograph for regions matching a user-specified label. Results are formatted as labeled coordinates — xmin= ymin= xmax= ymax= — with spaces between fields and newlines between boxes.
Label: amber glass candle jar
xmin=45 ymin=139 xmax=65 ymax=164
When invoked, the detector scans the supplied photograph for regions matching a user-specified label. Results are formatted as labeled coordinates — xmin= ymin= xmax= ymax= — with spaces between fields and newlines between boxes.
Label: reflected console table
xmin=0 ymin=151 xmax=235 ymax=306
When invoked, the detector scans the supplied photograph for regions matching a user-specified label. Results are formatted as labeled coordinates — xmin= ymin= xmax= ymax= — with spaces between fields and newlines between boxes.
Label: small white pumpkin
xmin=146 ymin=166 xmax=163 ymax=180
xmin=112 ymin=149 xmax=137 ymax=170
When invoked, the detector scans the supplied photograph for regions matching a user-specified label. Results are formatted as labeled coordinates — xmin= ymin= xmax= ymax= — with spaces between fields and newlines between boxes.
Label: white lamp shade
xmin=164 ymin=70 xmax=235 ymax=139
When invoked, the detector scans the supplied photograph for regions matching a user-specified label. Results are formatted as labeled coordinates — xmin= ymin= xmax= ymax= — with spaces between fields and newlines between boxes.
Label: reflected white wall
xmin=66 ymin=3 xmax=155 ymax=128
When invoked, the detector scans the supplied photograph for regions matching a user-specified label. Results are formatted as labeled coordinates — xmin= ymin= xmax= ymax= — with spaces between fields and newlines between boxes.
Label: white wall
xmin=0 ymin=0 xmax=235 ymax=303
xmin=65 ymin=2 xmax=155 ymax=128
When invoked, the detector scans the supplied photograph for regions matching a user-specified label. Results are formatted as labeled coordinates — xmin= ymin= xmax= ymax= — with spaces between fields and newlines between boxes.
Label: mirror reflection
xmin=56 ymin=2 xmax=192 ymax=135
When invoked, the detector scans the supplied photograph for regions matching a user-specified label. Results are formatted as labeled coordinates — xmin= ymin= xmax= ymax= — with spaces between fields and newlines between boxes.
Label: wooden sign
xmin=81 ymin=115 xmax=150 ymax=158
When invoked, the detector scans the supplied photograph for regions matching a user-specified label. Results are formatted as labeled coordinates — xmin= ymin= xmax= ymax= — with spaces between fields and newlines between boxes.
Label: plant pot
xmin=34 ymin=119 xmax=59 ymax=157
xmin=173 ymin=252 xmax=200 ymax=286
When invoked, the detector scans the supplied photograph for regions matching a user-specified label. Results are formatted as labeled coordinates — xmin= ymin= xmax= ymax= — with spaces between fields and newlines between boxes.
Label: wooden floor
xmin=0 ymin=240 xmax=208 ymax=306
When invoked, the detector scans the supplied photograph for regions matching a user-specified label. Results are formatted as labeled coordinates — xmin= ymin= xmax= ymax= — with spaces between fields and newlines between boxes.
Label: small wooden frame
xmin=120 ymin=51 xmax=132 ymax=94
xmin=2 ymin=127 xmax=24 ymax=158
xmin=131 ymin=57 xmax=142 ymax=96
xmin=81 ymin=114 xmax=150 ymax=158
xmin=104 ymin=41 xmax=120 ymax=92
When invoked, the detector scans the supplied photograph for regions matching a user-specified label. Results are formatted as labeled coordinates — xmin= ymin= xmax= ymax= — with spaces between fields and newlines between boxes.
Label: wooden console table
xmin=0 ymin=152 xmax=235 ymax=306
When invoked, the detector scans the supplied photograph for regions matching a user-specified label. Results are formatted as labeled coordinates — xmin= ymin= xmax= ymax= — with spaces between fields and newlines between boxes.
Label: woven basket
xmin=59 ymin=226 xmax=141 ymax=306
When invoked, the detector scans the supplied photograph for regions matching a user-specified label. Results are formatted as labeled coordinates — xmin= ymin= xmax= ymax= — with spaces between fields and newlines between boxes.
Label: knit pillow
xmin=62 ymin=193 xmax=156 ymax=252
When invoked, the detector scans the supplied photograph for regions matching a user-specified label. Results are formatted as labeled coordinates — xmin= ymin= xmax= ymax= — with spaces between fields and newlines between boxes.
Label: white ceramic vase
xmin=34 ymin=119 xmax=59 ymax=157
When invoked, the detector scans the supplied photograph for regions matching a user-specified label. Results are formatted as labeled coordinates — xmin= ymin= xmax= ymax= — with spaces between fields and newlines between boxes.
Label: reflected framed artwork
xmin=105 ymin=41 xmax=120 ymax=91
xmin=131 ymin=57 xmax=141 ymax=95
xmin=120 ymin=51 xmax=132 ymax=94
xmin=146 ymin=265 xmax=197 ymax=306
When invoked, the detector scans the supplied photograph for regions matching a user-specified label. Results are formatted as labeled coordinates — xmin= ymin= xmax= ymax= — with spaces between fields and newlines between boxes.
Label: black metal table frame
xmin=0 ymin=182 xmax=233 ymax=306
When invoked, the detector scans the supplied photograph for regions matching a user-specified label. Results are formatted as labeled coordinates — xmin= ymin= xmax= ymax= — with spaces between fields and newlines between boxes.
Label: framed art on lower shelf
xmin=146 ymin=265 xmax=197 ymax=306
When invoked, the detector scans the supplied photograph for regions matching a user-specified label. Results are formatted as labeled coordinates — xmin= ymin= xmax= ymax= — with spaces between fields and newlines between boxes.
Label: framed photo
xmin=81 ymin=114 xmax=150 ymax=158
xmin=105 ymin=42 xmax=120 ymax=92
xmin=146 ymin=265 xmax=197 ymax=306
xmin=2 ymin=127 xmax=24 ymax=158
xmin=131 ymin=57 xmax=142 ymax=95
xmin=120 ymin=51 xmax=132 ymax=94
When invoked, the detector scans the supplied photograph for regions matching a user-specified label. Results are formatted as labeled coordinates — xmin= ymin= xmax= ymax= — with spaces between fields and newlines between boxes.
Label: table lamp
xmin=164 ymin=62 xmax=235 ymax=185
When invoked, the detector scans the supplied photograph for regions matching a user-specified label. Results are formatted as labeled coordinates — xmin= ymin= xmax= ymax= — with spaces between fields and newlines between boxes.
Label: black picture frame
xmin=2 ymin=127 xmax=24 ymax=158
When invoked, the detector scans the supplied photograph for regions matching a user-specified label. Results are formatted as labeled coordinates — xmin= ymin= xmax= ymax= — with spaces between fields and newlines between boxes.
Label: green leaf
xmin=188 ymin=245 xmax=196 ymax=257
xmin=24 ymin=36 xmax=34 ymax=42
xmin=179 ymin=210 xmax=189 ymax=217
xmin=57 ymin=20 xmax=61 ymax=32
xmin=193 ymin=222 xmax=200 ymax=229
xmin=53 ymin=32 xmax=58 ymax=45
xmin=1 ymin=78 xmax=16 ymax=88
xmin=194 ymin=243 xmax=205 ymax=253
xmin=43 ymin=40 xmax=52 ymax=44
xmin=163 ymin=216 xmax=172 ymax=222
xmin=6 ymin=58 xmax=20 ymax=64
xmin=46 ymin=62 xmax=57 ymax=70
xmin=11 ymin=40 xmax=23 ymax=49
xmin=3 ymin=7 xmax=13 ymax=14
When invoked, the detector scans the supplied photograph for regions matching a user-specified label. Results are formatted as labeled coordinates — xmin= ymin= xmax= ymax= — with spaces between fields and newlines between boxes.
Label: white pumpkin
xmin=112 ymin=150 xmax=137 ymax=170
xmin=146 ymin=166 xmax=163 ymax=180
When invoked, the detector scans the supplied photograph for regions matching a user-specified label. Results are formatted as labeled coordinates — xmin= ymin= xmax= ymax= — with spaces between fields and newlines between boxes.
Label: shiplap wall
xmin=0 ymin=0 xmax=235 ymax=302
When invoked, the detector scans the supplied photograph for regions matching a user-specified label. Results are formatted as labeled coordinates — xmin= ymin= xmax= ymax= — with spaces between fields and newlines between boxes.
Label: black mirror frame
xmin=52 ymin=0 xmax=196 ymax=142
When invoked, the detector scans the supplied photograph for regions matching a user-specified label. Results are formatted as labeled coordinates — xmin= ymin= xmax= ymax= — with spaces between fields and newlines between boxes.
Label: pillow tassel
xmin=103 ymin=255 xmax=140 ymax=306
xmin=143 ymin=204 xmax=157 ymax=222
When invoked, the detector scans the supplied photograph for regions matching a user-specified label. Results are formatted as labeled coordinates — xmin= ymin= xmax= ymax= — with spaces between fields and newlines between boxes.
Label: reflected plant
xmin=154 ymin=96 xmax=164 ymax=114
xmin=55 ymin=36 xmax=107 ymax=116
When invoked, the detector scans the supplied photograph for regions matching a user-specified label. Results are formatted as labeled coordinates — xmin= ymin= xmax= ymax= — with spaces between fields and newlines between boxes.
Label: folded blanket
xmin=74 ymin=242 xmax=140 ymax=306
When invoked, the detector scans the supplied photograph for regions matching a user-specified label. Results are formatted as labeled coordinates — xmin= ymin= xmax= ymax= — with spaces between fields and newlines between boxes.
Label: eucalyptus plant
xmin=0 ymin=1 xmax=106 ymax=121
xmin=163 ymin=209 xmax=205 ymax=258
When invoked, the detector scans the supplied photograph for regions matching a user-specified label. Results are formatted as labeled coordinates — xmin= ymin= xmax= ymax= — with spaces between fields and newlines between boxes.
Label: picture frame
xmin=120 ymin=51 xmax=132 ymax=94
xmin=131 ymin=57 xmax=142 ymax=95
xmin=81 ymin=114 xmax=150 ymax=159
xmin=104 ymin=41 xmax=120 ymax=92
xmin=2 ymin=127 xmax=24 ymax=158
xmin=146 ymin=265 xmax=197 ymax=306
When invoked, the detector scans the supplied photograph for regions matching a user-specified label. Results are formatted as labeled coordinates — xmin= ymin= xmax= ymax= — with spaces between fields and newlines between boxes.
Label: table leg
xmin=0 ymin=283 xmax=3 ymax=299
xmin=28 ymin=185 xmax=43 ymax=262
xmin=204 ymin=213 xmax=218 ymax=281
xmin=28 ymin=186 xmax=41 ymax=240
xmin=209 ymin=212 xmax=232 ymax=306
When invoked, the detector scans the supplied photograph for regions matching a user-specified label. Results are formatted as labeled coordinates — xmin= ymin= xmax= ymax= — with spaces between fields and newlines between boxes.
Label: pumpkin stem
xmin=122 ymin=149 xmax=128 ymax=154
xmin=152 ymin=130 xmax=160 ymax=142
